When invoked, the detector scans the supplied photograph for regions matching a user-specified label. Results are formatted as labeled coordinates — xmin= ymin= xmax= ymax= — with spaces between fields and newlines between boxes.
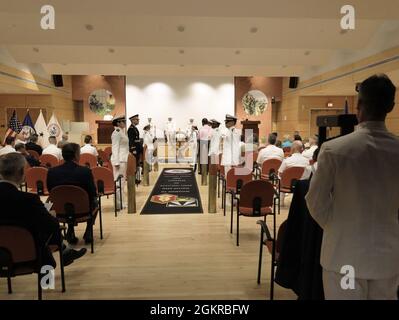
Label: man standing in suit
xmin=25 ymin=134 xmax=43 ymax=155
xmin=306 ymin=74 xmax=399 ymax=300
xmin=47 ymin=143 xmax=98 ymax=245
xmin=0 ymin=153 xmax=86 ymax=267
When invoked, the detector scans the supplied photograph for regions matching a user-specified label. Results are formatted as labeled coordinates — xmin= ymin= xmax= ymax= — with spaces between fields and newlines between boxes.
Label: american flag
xmin=3 ymin=110 xmax=22 ymax=145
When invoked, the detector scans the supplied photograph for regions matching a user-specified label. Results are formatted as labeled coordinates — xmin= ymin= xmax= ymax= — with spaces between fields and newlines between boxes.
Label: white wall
xmin=125 ymin=76 xmax=234 ymax=136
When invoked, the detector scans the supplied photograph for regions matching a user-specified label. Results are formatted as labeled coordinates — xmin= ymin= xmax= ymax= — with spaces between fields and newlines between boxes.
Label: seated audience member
xmin=276 ymin=140 xmax=282 ymax=148
xmin=293 ymin=130 xmax=303 ymax=141
xmin=42 ymin=136 xmax=63 ymax=160
xmin=15 ymin=143 xmax=41 ymax=167
xmin=306 ymin=74 xmax=399 ymax=300
xmin=281 ymin=135 xmax=293 ymax=148
xmin=278 ymin=140 xmax=310 ymax=179
xmin=81 ymin=135 xmax=99 ymax=157
xmin=47 ymin=143 xmax=98 ymax=245
xmin=57 ymin=132 xmax=69 ymax=149
xmin=0 ymin=153 xmax=86 ymax=267
xmin=15 ymin=134 xmax=28 ymax=145
xmin=25 ymin=134 xmax=43 ymax=155
xmin=0 ymin=136 xmax=16 ymax=156
xmin=256 ymin=133 xmax=284 ymax=165
xmin=302 ymin=135 xmax=318 ymax=159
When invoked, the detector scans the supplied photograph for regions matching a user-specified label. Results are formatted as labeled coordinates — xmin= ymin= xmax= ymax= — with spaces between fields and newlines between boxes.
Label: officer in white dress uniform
xmin=42 ymin=136 xmax=63 ymax=160
xmin=256 ymin=133 xmax=284 ymax=166
xmin=143 ymin=124 xmax=155 ymax=166
xmin=208 ymin=119 xmax=222 ymax=165
xmin=185 ymin=119 xmax=195 ymax=139
xmin=80 ymin=135 xmax=98 ymax=157
xmin=221 ymin=114 xmax=241 ymax=174
xmin=164 ymin=117 xmax=176 ymax=146
xmin=302 ymin=135 xmax=318 ymax=159
xmin=188 ymin=126 xmax=198 ymax=171
xmin=306 ymin=74 xmax=399 ymax=300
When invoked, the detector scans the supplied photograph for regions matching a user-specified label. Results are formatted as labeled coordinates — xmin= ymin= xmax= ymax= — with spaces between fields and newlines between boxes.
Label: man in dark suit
xmin=127 ymin=114 xmax=143 ymax=179
xmin=15 ymin=143 xmax=41 ymax=167
xmin=25 ymin=134 xmax=43 ymax=155
xmin=47 ymin=143 xmax=98 ymax=245
xmin=0 ymin=153 xmax=86 ymax=267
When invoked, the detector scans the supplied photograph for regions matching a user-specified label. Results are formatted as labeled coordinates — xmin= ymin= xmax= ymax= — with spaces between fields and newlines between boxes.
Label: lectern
xmin=96 ymin=120 xmax=114 ymax=144
xmin=240 ymin=120 xmax=261 ymax=141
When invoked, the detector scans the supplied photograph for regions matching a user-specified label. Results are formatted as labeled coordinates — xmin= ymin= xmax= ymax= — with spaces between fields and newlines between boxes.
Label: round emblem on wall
xmin=242 ymin=90 xmax=268 ymax=116
xmin=88 ymin=89 xmax=116 ymax=116
xmin=20 ymin=125 xmax=36 ymax=140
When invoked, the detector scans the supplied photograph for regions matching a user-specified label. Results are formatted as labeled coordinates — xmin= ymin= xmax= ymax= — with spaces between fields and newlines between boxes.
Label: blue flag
xmin=21 ymin=111 xmax=36 ymax=140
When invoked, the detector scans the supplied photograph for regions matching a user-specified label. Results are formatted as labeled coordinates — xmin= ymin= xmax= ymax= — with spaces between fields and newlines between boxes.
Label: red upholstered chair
xmin=25 ymin=167 xmax=49 ymax=196
xmin=0 ymin=224 xmax=65 ymax=299
xmin=27 ymin=150 xmax=40 ymax=161
xmin=236 ymin=180 xmax=276 ymax=246
xmin=97 ymin=149 xmax=111 ymax=168
xmin=256 ymin=219 xmax=287 ymax=300
xmin=79 ymin=153 xmax=97 ymax=169
xmin=279 ymin=166 xmax=305 ymax=194
xmin=103 ymin=147 xmax=112 ymax=162
xmin=224 ymin=167 xmax=253 ymax=232
xmin=39 ymin=154 xmax=59 ymax=168
xmin=260 ymin=159 xmax=282 ymax=181
xmin=92 ymin=166 xmax=118 ymax=220
xmin=49 ymin=186 xmax=99 ymax=253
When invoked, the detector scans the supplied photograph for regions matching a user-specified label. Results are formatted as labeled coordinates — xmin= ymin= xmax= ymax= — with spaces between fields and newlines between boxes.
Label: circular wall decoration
xmin=242 ymin=90 xmax=268 ymax=116
xmin=88 ymin=89 xmax=115 ymax=116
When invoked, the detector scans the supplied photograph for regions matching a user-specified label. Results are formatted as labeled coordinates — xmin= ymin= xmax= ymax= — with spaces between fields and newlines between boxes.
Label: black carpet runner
xmin=141 ymin=168 xmax=203 ymax=214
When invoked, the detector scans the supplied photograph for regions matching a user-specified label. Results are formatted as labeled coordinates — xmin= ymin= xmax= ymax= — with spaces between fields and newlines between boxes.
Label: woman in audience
xmin=281 ymin=135 xmax=293 ymax=148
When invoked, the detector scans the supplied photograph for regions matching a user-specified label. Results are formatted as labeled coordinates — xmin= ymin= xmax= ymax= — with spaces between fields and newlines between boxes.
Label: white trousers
xmin=112 ymin=162 xmax=127 ymax=210
xmin=323 ymin=269 xmax=399 ymax=300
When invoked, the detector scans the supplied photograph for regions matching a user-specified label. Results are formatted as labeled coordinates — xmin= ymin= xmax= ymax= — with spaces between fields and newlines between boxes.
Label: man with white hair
xmin=302 ymin=135 xmax=318 ymax=159
xmin=278 ymin=140 xmax=310 ymax=179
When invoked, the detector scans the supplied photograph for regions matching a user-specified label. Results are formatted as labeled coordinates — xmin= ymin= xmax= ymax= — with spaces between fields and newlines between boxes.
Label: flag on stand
xmin=47 ymin=112 xmax=63 ymax=141
xmin=20 ymin=110 xmax=36 ymax=141
xmin=3 ymin=110 xmax=22 ymax=145
xmin=35 ymin=109 xmax=48 ymax=147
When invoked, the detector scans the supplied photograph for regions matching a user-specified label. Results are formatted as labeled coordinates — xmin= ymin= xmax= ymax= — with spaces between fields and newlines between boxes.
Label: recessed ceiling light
xmin=32 ymin=47 xmax=39 ymax=53
xmin=250 ymin=27 xmax=258 ymax=33
xmin=235 ymin=50 xmax=241 ymax=55
xmin=108 ymin=48 xmax=115 ymax=53
xmin=177 ymin=25 xmax=185 ymax=32
xmin=85 ymin=24 xmax=94 ymax=31
xmin=179 ymin=49 xmax=185 ymax=54
xmin=304 ymin=51 xmax=311 ymax=56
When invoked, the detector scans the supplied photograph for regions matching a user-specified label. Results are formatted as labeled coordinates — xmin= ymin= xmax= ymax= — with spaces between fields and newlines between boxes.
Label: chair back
xmin=97 ymin=149 xmax=107 ymax=164
xmin=27 ymin=150 xmax=40 ymax=160
xmin=0 ymin=225 xmax=37 ymax=264
xmin=239 ymin=180 xmax=275 ymax=215
xmin=103 ymin=147 xmax=112 ymax=161
xmin=79 ymin=153 xmax=97 ymax=169
xmin=280 ymin=167 xmax=305 ymax=190
xmin=226 ymin=167 xmax=253 ymax=193
xmin=50 ymin=185 xmax=91 ymax=219
xmin=92 ymin=167 xmax=115 ymax=194
xmin=244 ymin=151 xmax=258 ymax=170
xmin=261 ymin=159 xmax=282 ymax=177
xmin=39 ymin=154 xmax=59 ymax=168
xmin=25 ymin=167 xmax=49 ymax=195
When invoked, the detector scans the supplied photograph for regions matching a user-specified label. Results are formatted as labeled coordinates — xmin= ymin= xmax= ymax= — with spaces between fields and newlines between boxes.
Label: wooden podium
xmin=241 ymin=120 xmax=261 ymax=141
xmin=96 ymin=120 xmax=114 ymax=144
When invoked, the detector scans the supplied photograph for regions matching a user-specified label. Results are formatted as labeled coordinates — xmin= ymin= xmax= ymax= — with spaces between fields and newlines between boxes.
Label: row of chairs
xmin=24 ymin=166 xmax=121 ymax=218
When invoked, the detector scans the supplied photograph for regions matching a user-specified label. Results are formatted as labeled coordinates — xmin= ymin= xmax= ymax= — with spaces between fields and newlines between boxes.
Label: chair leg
xmin=98 ymin=197 xmax=103 ymax=240
xmin=230 ymin=193 xmax=234 ymax=234
xmin=270 ymin=243 xmax=276 ymax=300
xmin=257 ymin=230 xmax=264 ymax=284
xmin=58 ymin=240 xmax=66 ymax=292
xmin=217 ymin=173 xmax=220 ymax=198
xmin=7 ymin=276 xmax=12 ymax=294
xmin=223 ymin=186 xmax=227 ymax=217
xmin=236 ymin=212 xmax=240 ymax=246
xmin=90 ymin=222 xmax=94 ymax=254
xmin=37 ymin=273 xmax=42 ymax=300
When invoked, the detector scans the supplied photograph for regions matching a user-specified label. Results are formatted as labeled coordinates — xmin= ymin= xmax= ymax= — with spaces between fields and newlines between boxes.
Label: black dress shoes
xmin=62 ymin=248 xmax=87 ymax=266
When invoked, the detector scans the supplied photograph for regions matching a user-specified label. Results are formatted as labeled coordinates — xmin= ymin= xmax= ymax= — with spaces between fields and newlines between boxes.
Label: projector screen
xmin=125 ymin=76 xmax=234 ymax=136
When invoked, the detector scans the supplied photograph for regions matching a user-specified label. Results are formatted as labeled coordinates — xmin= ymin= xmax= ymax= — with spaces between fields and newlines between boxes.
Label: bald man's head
xmin=291 ymin=140 xmax=304 ymax=154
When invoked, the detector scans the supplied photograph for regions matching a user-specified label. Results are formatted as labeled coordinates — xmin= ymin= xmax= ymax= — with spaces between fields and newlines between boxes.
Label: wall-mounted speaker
xmin=52 ymin=75 xmax=63 ymax=87
xmin=289 ymin=76 xmax=299 ymax=89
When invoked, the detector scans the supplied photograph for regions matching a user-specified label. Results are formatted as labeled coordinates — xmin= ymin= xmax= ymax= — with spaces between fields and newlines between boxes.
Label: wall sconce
xmin=327 ymin=101 xmax=334 ymax=108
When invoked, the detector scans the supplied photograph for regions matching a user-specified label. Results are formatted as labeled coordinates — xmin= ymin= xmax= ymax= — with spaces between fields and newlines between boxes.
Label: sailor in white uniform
xmin=220 ymin=114 xmax=241 ymax=174
xmin=208 ymin=119 xmax=222 ymax=165
xmin=111 ymin=115 xmax=129 ymax=209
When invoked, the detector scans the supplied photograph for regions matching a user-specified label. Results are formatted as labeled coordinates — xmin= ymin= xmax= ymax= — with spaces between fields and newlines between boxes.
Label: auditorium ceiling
xmin=1 ymin=0 xmax=399 ymax=79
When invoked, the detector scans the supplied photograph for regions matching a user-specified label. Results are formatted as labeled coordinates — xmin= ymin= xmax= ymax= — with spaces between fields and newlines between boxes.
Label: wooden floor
xmin=1 ymin=164 xmax=296 ymax=300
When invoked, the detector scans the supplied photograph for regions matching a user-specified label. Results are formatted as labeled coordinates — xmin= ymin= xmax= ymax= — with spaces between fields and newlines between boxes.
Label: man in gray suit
xmin=306 ymin=74 xmax=399 ymax=300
